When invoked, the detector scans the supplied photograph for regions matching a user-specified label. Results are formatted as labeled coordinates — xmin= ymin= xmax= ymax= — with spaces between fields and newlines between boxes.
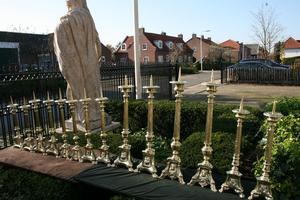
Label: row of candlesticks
xmin=8 ymin=69 xmax=281 ymax=200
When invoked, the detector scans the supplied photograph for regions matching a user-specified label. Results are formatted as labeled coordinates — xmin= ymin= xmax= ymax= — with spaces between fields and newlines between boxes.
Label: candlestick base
xmin=159 ymin=140 xmax=185 ymax=184
xmin=97 ymin=145 xmax=111 ymax=166
xmin=23 ymin=133 xmax=35 ymax=153
xmin=34 ymin=133 xmax=47 ymax=155
xmin=188 ymin=160 xmax=217 ymax=191
xmin=60 ymin=143 xmax=72 ymax=159
xmin=113 ymin=144 xmax=133 ymax=172
xmin=80 ymin=144 xmax=96 ymax=164
xmin=219 ymin=170 xmax=244 ymax=198
xmin=13 ymin=130 xmax=24 ymax=149
xmin=46 ymin=130 xmax=60 ymax=157
xmin=71 ymin=145 xmax=82 ymax=161
xmin=136 ymin=149 xmax=158 ymax=178
xmin=248 ymin=176 xmax=273 ymax=200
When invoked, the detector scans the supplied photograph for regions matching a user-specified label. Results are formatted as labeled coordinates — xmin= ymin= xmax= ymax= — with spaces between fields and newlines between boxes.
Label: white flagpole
xmin=133 ymin=0 xmax=142 ymax=99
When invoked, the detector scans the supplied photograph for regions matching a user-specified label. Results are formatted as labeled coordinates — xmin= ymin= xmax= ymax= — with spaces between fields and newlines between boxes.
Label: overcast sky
xmin=0 ymin=0 xmax=299 ymax=46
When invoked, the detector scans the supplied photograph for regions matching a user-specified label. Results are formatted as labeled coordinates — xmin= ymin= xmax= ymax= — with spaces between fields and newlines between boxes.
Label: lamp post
xmin=200 ymin=30 xmax=211 ymax=72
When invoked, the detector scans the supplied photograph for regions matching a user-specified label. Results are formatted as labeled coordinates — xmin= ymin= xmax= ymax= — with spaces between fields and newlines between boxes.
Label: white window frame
xmin=121 ymin=43 xmax=126 ymax=50
xmin=158 ymin=55 xmax=164 ymax=63
xmin=158 ymin=40 xmax=163 ymax=49
xmin=143 ymin=56 xmax=149 ymax=64
xmin=168 ymin=42 xmax=174 ymax=49
xmin=101 ymin=56 xmax=106 ymax=62
xmin=142 ymin=43 xmax=148 ymax=51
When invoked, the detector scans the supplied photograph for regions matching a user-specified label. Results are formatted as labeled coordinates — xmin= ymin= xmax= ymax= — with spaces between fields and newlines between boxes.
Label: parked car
xmin=239 ymin=59 xmax=290 ymax=69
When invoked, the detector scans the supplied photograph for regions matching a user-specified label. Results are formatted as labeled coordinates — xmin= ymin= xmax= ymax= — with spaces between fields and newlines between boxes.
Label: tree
xmin=252 ymin=4 xmax=283 ymax=59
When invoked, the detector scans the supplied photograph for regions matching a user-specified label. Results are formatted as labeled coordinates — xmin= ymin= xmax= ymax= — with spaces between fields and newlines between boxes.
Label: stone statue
xmin=54 ymin=0 xmax=105 ymax=130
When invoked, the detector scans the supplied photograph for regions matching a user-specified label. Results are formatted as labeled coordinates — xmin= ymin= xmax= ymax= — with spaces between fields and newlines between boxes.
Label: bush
xmin=181 ymin=132 xmax=235 ymax=173
xmin=106 ymin=100 xmax=262 ymax=141
xmin=264 ymin=96 xmax=300 ymax=116
xmin=253 ymin=114 xmax=300 ymax=199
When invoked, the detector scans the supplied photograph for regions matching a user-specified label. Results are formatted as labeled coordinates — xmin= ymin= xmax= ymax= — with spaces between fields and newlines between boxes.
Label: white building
xmin=284 ymin=37 xmax=300 ymax=58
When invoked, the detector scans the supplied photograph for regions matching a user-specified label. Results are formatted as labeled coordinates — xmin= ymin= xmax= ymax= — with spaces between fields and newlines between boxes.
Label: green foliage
xmin=106 ymin=100 xmax=262 ymax=141
xmin=264 ymin=97 xmax=300 ymax=116
xmin=253 ymin=114 xmax=300 ymax=199
xmin=0 ymin=165 xmax=77 ymax=200
xmin=181 ymin=132 xmax=235 ymax=173
xmin=181 ymin=65 xmax=198 ymax=74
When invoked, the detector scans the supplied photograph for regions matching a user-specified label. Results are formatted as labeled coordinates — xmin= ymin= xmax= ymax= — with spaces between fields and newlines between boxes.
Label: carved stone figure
xmin=54 ymin=0 xmax=104 ymax=130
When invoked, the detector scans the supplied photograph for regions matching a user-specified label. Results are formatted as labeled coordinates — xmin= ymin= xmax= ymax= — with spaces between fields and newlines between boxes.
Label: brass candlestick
xmin=95 ymin=90 xmax=110 ymax=165
xmin=188 ymin=70 xmax=218 ymax=191
xmin=8 ymin=97 xmax=23 ymax=149
xmin=44 ymin=92 xmax=59 ymax=157
xmin=219 ymin=98 xmax=250 ymax=198
xmin=113 ymin=75 xmax=134 ymax=171
xmin=29 ymin=92 xmax=46 ymax=155
xmin=79 ymin=88 xmax=96 ymax=164
xmin=56 ymin=89 xmax=70 ymax=159
xmin=67 ymin=92 xmax=81 ymax=161
xmin=160 ymin=68 xmax=186 ymax=184
xmin=20 ymin=98 xmax=34 ymax=152
xmin=136 ymin=75 xmax=159 ymax=178
xmin=248 ymin=101 xmax=282 ymax=200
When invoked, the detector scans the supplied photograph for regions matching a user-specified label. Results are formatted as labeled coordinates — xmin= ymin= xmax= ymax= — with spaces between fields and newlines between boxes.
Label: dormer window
xmin=121 ymin=43 xmax=126 ymax=50
xmin=154 ymin=40 xmax=163 ymax=49
xmin=168 ymin=42 xmax=174 ymax=49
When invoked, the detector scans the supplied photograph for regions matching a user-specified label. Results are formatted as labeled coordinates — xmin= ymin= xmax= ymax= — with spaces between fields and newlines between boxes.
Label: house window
xmin=192 ymin=47 xmax=197 ymax=53
xmin=158 ymin=55 xmax=164 ymax=63
xmin=38 ymin=53 xmax=51 ymax=70
xmin=178 ymin=56 xmax=183 ymax=63
xmin=120 ymin=57 xmax=127 ymax=63
xmin=143 ymin=56 xmax=149 ymax=64
xmin=168 ymin=42 xmax=173 ymax=49
xmin=142 ymin=43 xmax=148 ymax=50
xmin=166 ymin=55 xmax=170 ymax=62
xmin=121 ymin=43 xmax=126 ymax=50
xmin=155 ymin=40 xmax=163 ymax=49
xmin=101 ymin=56 xmax=106 ymax=62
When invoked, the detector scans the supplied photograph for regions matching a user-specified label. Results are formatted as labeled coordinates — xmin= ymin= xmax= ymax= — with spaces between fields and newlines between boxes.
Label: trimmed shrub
xmin=264 ymin=96 xmax=300 ymax=116
xmin=181 ymin=132 xmax=235 ymax=173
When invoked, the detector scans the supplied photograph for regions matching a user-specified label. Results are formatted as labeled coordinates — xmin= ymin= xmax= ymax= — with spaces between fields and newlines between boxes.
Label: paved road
xmin=183 ymin=71 xmax=300 ymax=108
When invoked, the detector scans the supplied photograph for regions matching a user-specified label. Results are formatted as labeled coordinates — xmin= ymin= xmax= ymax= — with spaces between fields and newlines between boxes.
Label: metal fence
xmin=221 ymin=67 xmax=300 ymax=85
xmin=0 ymin=62 xmax=177 ymax=148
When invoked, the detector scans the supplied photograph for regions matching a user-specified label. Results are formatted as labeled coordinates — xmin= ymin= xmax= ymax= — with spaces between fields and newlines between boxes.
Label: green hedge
xmin=107 ymin=100 xmax=262 ymax=140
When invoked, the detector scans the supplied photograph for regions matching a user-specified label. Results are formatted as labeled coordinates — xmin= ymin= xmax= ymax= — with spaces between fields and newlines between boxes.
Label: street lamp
xmin=200 ymin=30 xmax=211 ymax=72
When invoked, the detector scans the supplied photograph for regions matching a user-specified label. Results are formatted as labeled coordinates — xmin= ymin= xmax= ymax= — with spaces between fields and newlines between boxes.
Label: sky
xmin=0 ymin=0 xmax=299 ymax=47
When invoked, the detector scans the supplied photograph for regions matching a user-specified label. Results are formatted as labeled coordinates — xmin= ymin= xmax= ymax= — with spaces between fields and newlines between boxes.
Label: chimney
xmin=178 ymin=34 xmax=183 ymax=39
xmin=139 ymin=27 xmax=145 ymax=33
xmin=201 ymin=35 xmax=204 ymax=39
xmin=208 ymin=37 xmax=211 ymax=41
xmin=161 ymin=31 xmax=166 ymax=36
xmin=192 ymin=33 xmax=197 ymax=38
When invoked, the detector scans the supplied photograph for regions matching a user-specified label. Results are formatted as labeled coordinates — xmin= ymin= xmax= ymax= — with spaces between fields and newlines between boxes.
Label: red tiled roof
xmin=219 ymin=39 xmax=240 ymax=50
xmin=284 ymin=37 xmax=300 ymax=49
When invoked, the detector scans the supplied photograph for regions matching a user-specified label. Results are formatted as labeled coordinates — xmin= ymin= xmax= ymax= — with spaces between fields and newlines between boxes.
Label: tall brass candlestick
xmin=44 ymin=92 xmax=59 ymax=157
xmin=95 ymin=90 xmax=110 ymax=165
xmin=188 ymin=70 xmax=218 ymax=191
xmin=136 ymin=75 xmax=160 ymax=177
xmin=248 ymin=101 xmax=282 ymax=200
xmin=67 ymin=92 xmax=81 ymax=161
xmin=79 ymin=88 xmax=96 ymax=164
xmin=56 ymin=89 xmax=70 ymax=159
xmin=29 ymin=92 xmax=46 ymax=155
xmin=20 ymin=98 xmax=34 ymax=152
xmin=113 ymin=75 xmax=134 ymax=171
xmin=7 ymin=97 xmax=23 ymax=149
xmin=219 ymin=98 xmax=250 ymax=198
xmin=160 ymin=68 xmax=186 ymax=184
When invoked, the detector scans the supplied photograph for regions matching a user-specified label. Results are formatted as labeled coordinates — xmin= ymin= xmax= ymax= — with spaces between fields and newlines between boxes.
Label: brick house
xmin=186 ymin=34 xmax=217 ymax=62
xmin=219 ymin=39 xmax=251 ymax=63
xmin=115 ymin=28 xmax=193 ymax=64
